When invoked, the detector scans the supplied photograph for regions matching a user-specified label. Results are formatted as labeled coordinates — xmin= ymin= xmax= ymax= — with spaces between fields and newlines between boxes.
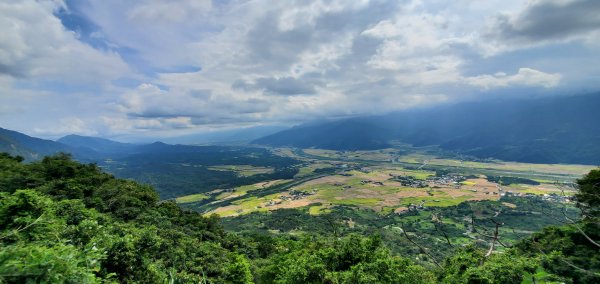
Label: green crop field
xmin=207 ymin=164 xmax=274 ymax=177
xmin=175 ymin=193 xmax=208 ymax=203
xmin=184 ymin=146 xmax=588 ymax=223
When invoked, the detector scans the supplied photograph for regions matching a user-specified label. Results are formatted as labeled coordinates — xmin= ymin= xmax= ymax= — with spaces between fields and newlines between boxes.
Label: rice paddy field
xmin=207 ymin=164 xmax=275 ymax=177
xmin=177 ymin=147 xmax=593 ymax=217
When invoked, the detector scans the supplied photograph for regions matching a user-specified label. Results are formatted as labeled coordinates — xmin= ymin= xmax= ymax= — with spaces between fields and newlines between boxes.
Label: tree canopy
xmin=1 ymin=153 xmax=598 ymax=283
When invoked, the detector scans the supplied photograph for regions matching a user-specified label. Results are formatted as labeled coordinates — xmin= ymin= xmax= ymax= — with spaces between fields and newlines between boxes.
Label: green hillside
xmin=1 ymin=152 xmax=599 ymax=283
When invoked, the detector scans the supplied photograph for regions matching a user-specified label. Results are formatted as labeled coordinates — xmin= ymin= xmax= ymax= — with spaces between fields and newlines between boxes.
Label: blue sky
xmin=1 ymin=0 xmax=599 ymax=140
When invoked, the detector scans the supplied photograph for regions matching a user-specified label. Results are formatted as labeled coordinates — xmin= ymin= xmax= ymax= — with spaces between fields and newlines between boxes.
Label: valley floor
xmin=178 ymin=146 xmax=591 ymax=218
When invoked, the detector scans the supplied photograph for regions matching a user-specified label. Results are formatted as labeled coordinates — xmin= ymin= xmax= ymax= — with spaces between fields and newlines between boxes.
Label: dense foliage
xmin=0 ymin=153 xmax=250 ymax=283
xmin=221 ymin=196 xmax=579 ymax=263
xmin=485 ymin=176 xmax=540 ymax=186
xmin=575 ymin=168 xmax=600 ymax=219
xmin=0 ymin=153 xmax=433 ymax=283
xmin=0 ymin=126 xmax=301 ymax=199
xmin=1 ymin=153 xmax=599 ymax=283
xmin=99 ymin=146 xmax=300 ymax=199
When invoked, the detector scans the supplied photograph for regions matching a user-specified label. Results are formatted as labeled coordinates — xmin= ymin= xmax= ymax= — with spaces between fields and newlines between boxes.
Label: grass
xmin=232 ymin=196 xmax=262 ymax=208
xmin=429 ymin=157 xmax=593 ymax=176
xmin=208 ymin=164 xmax=274 ymax=177
xmin=215 ymin=184 xmax=259 ymax=200
xmin=516 ymin=187 xmax=548 ymax=195
xmin=303 ymin=186 xmax=383 ymax=207
xmin=335 ymin=198 xmax=381 ymax=206
xmin=203 ymin=148 xmax=588 ymax=218
xmin=304 ymin=149 xmax=339 ymax=158
xmin=231 ymin=193 xmax=283 ymax=209
xmin=399 ymin=195 xmax=475 ymax=207
xmin=295 ymin=166 xmax=315 ymax=177
xmin=522 ymin=267 xmax=557 ymax=284
xmin=396 ymin=168 xmax=435 ymax=180
xmin=518 ymin=188 xmax=575 ymax=196
xmin=531 ymin=178 xmax=557 ymax=184
xmin=371 ymin=185 xmax=415 ymax=194
xmin=294 ymin=163 xmax=333 ymax=178
xmin=308 ymin=205 xmax=331 ymax=215
xmin=176 ymin=193 xmax=209 ymax=204
xmin=380 ymin=207 xmax=395 ymax=215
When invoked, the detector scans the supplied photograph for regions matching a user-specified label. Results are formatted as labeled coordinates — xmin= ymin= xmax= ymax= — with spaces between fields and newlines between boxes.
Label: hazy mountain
xmin=0 ymin=127 xmax=80 ymax=161
xmin=0 ymin=130 xmax=134 ymax=161
xmin=158 ymin=125 xmax=290 ymax=145
xmin=255 ymin=120 xmax=390 ymax=150
xmin=2 ymin=128 xmax=283 ymax=163
xmin=254 ymin=93 xmax=600 ymax=164
xmin=57 ymin=134 xmax=136 ymax=154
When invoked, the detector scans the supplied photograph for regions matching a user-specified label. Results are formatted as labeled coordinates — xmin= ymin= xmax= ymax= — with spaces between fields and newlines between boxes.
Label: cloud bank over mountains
xmin=1 ymin=0 xmax=599 ymax=139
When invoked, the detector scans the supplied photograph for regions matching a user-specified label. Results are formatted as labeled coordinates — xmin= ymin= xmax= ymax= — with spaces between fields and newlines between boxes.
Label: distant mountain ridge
xmin=254 ymin=93 xmax=600 ymax=165
xmin=0 ymin=128 xmax=81 ymax=161
xmin=256 ymin=120 xmax=390 ymax=150
xmin=3 ymin=93 xmax=600 ymax=165
xmin=57 ymin=134 xmax=136 ymax=154
xmin=0 ymin=129 xmax=257 ymax=161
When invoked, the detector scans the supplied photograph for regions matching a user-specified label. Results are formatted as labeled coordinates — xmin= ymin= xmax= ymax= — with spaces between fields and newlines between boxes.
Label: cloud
xmin=2 ymin=0 xmax=599 ymax=138
xmin=75 ymin=0 xmax=217 ymax=71
xmin=127 ymin=0 xmax=211 ymax=24
xmin=0 ymin=0 xmax=130 ymax=83
xmin=100 ymin=116 xmax=193 ymax=134
xmin=117 ymin=83 xmax=271 ymax=127
xmin=90 ymin=0 xmax=591 ymax=134
xmin=32 ymin=117 xmax=98 ymax=137
xmin=233 ymin=76 xmax=317 ymax=95
xmin=485 ymin=0 xmax=600 ymax=48
xmin=465 ymin=68 xmax=562 ymax=89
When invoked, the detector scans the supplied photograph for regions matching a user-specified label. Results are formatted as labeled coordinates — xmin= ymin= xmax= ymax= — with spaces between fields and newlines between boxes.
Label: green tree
xmin=576 ymin=168 xmax=600 ymax=219
xmin=441 ymin=245 xmax=536 ymax=284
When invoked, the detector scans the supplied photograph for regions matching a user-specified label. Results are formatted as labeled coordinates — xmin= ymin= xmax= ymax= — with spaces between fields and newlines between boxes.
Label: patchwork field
xmin=302 ymin=148 xmax=592 ymax=177
xmin=209 ymin=179 xmax=291 ymax=201
xmin=203 ymin=166 xmax=578 ymax=217
xmin=207 ymin=164 xmax=274 ymax=177
xmin=175 ymin=147 xmax=592 ymax=218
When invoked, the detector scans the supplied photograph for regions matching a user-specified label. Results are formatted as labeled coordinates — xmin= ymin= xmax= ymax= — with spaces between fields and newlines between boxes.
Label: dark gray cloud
xmin=189 ymin=89 xmax=212 ymax=99
xmin=241 ymin=1 xmax=401 ymax=72
xmin=190 ymin=115 xmax=261 ymax=125
xmin=488 ymin=0 xmax=600 ymax=43
xmin=233 ymin=76 xmax=317 ymax=95
xmin=0 ymin=63 xmax=26 ymax=78
xmin=245 ymin=17 xmax=312 ymax=68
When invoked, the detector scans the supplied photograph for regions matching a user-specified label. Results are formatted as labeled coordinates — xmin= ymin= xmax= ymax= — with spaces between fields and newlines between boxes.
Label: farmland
xmin=177 ymin=147 xmax=592 ymax=218
xmin=202 ymin=146 xmax=591 ymax=266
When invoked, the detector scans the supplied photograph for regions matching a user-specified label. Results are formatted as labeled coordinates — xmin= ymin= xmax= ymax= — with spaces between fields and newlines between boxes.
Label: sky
xmin=1 ymin=0 xmax=599 ymax=141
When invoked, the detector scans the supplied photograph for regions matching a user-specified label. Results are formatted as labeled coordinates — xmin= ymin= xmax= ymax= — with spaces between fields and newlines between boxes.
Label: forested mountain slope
xmin=0 ymin=128 xmax=81 ymax=161
xmin=57 ymin=134 xmax=137 ymax=154
xmin=1 ymin=152 xmax=599 ymax=283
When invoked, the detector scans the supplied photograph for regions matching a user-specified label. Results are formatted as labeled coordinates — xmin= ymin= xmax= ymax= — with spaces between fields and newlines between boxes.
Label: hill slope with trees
xmin=1 ymin=153 xmax=598 ymax=283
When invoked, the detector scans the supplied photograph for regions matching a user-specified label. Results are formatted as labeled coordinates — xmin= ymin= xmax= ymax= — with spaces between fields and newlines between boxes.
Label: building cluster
xmin=359 ymin=180 xmax=385 ymax=186
xmin=266 ymin=190 xmax=314 ymax=206
xmin=393 ymin=175 xmax=428 ymax=188
xmin=396 ymin=200 xmax=430 ymax=215
xmin=426 ymin=174 xmax=466 ymax=187
xmin=502 ymin=191 xmax=572 ymax=203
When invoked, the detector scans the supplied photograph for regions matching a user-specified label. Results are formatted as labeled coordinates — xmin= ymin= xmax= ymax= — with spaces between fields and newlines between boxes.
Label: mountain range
xmin=254 ymin=93 xmax=600 ymax=165
xmin=2 ymin=93 xmax=599 ymax=165
xmin=0 ymin=128 xmax=86 ymax=161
